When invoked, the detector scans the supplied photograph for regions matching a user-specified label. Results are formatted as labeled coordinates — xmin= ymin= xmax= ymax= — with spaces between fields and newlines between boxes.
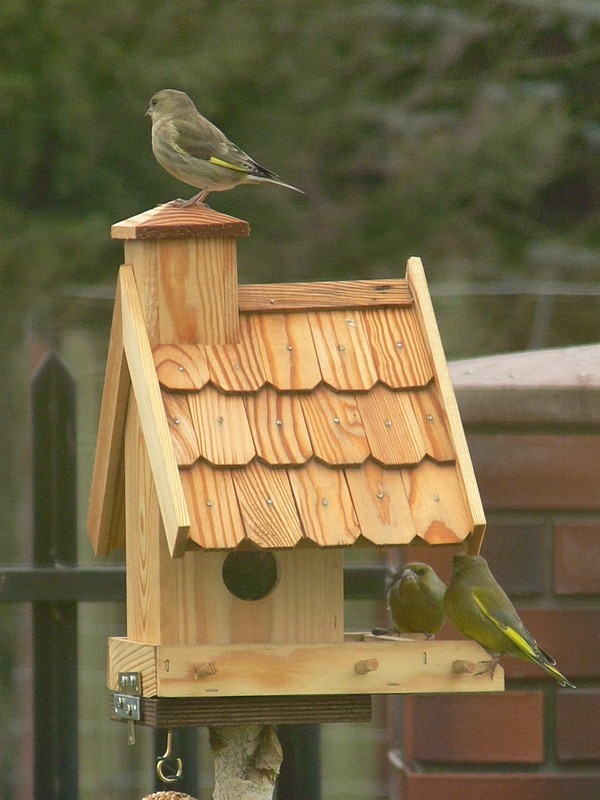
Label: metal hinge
xmin=112 ymin=672 xmax=142 ymax=745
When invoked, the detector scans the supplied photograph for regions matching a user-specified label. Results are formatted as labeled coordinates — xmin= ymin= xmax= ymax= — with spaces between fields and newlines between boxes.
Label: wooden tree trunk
xmin=209 ymin=725 xmax=283 ymax=800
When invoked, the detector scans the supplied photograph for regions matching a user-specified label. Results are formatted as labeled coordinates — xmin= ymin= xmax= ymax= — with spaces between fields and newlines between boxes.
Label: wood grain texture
xmin=125 ymin=237 xmax=240 ymax=345
xmin=120 ymin=265 xmax=190 ymax=556
xmin=111 ymin=204 xmax=250 ymax=239
xmin=134 ymin=694 xmax=372 ymax=727
xmin=406 ymin=257 xmax=486 ymax=550
xmin=308 ymin=310 xmax=378 ymax=391
xmin=108 ymin=638 xmax=158 ymax=696
xmin=300 ymin=387 xmax=370 ymax=466
xmin=244 ymin=388 xmax=313 ymax=465
xmin=249 ymin=312 xmax=321 ymax=391
xmin=188 ymin=386 xmax=256 ymax=465
xmin=356 ymin=385 xmax=425 ymax=466
xmin=154 ymin=344 xmax=210 ymax=390
xmin=410 ymin=386 xmax=455 ymax=463
xmin=107 ymin=637 xmax=504 ymax=697
xmin=362 ymin=307 xmax=433 ymax=388
xmin=181 ymin=464 xmax=246 ymax=549
xmin=345 ymin=461 xmax=418 ymax=545
xmin=161 ymin=392 xmax=200 ymax=467
xmin=401 ymin=461 xmax=472 ymax=544
xmin=270 ymin=549 xmax=344 ymax=643
xmin=124 ymin=400 xmax=169 ymax=643
xmin=288 ymin=461 xmax=361 ymax=546
xmin=238 ymin=279 xmax=413 ymax=312
xmin=205 ymin=339 xmax=265 ymax=393
xmin=87 ymin=276 xmax=129 ymax=555
xmin=231 ymin=462 xmax=305 ymax=547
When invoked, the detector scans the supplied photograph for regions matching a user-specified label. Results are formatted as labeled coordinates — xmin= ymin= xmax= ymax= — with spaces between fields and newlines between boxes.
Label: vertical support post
xmin=32 ymin=352 xmax=78 ymax=800
xmin=275 ymin=725 xmax=321 ymax=800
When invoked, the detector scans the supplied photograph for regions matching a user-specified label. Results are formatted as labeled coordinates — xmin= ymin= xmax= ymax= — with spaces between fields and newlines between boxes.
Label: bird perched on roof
xmin=387 ymin=562 xmax=447 ymax=639
xmin=146 ymin=89 xmax=303 ymax=206
xmin=444 ymin=553 xmax=575 ymax=687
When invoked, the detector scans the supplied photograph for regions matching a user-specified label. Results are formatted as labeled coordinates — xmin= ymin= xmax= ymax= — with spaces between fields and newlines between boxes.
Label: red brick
xmin=500 ymin=608 xmax=598 ymax=682
xmin=557 ymin=690 xmax=600 ymax=761
xmin=554 ymin=522 xmax=600 ymax=595
xmin=480 ymin=523 xmax=546 ymax=595
xmin=404 ymin=692 xmax=544 ymax=763
xmin=468 ymin=434 xmax=600 ymax=510
xmin=393 ymin=765 xmax=600 ymax=800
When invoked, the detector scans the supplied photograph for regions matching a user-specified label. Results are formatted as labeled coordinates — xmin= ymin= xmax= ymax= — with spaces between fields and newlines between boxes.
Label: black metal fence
xmin=0 ymin=350 xmax=387 ymax=800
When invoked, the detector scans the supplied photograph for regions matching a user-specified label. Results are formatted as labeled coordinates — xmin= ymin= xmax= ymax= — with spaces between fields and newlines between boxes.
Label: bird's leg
xmin=169 ymin=189 xmax=210 ymax=208
xmin=473 ymin=654 xmax=502 ymax=679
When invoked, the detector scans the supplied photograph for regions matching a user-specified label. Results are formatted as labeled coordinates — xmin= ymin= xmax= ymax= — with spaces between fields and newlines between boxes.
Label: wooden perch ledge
xmin=108 ymin=635 xmax=504 ymax=699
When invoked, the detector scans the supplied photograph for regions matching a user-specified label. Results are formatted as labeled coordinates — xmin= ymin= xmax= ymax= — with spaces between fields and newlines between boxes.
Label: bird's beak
xmin=401 ymin=568 xmax=417 ymax=583
xmin=145 ymin=104 xmax=153 ymax=117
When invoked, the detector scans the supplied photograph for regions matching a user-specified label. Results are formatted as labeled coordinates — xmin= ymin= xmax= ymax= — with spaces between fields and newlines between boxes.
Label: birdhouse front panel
xmin=150 ymin=264 xmax=482 ymax=552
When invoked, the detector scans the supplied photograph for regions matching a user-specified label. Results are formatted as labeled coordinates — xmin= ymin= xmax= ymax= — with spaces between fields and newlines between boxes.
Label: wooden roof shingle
xmin=149 ymin=264 xmax=483 ymax=550
xmin=88 ymin=246 xmax=485 ymax=556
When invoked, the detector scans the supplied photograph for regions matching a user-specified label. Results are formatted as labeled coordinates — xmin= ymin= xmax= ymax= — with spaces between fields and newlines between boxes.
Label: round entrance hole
xmin=222 ymin=550 xmax=279 ymax=601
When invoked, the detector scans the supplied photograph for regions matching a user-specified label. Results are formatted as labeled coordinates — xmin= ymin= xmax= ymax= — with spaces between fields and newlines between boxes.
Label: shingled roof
xmin=88 ymin=207 xmax=485 ymax=557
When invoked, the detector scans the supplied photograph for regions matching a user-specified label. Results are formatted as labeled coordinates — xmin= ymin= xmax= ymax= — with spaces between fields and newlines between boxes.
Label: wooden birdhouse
xmin=87 ymin=205 xmax=502 ymax=731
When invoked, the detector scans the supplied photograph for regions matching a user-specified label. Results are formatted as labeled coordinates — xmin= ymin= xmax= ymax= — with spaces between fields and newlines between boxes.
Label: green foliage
xmin=1 ymin=0 xmax=599 ymax=294
xmin=2 ymin=0 xmax=599 ymax=543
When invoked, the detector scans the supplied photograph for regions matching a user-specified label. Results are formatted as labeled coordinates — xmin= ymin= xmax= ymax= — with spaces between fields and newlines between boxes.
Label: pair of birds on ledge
xmin=147 ymin=88 xmax=302 ymax=206
xmin=383 ymin=553 xmax=575 ymax=688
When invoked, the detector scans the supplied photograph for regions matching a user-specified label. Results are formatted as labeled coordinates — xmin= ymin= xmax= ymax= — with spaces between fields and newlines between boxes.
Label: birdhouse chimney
xmin=111 ymin=204 xmax=249 ymax=345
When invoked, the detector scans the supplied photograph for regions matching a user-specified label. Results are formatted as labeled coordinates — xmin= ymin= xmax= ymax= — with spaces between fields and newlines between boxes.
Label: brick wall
xmin=387 ymin=345 xmax=600 ymax=799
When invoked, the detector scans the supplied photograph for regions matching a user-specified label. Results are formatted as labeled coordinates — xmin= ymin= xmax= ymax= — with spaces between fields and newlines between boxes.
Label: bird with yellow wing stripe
xmin=146 ymin=89 xmax=303 ymax=206
xmin=444 ymin=553 xmax=575 ymax=688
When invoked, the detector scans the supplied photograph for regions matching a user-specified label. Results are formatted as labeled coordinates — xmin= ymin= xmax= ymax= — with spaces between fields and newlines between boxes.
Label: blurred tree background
xmin=1 ymin=0 xmax=599 ymax=795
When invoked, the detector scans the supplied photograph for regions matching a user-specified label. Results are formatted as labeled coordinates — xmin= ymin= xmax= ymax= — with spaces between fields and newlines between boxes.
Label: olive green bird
xmin=146 ymin=89 xmax=303 ymax=206
xmin=387 ymin=562 xmax=447 ymax=639
xmin=444 ymin=553 xmax=575 ymax=687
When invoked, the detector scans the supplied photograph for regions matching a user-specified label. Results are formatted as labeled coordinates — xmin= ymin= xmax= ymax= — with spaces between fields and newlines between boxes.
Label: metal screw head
xmin=178 ymin=365 xmax=185 ymax=372
xmin=322 ymin=498 xmax=329 ymax=507
xmin=337 ymin=344 xmax=346 ymax=352
xmin=173 ymin=417 xmax=180 ymax=425
xmin=276 ymin=419 xmax=283 ymax=426
xmin=426 ymin=414 xmax=434 ymax=421
xmin=217 ymin=415 xmax=224 ymax=424
xmin=266 ymin=497 xmax=274 ymax=506
xmin=396 ymin=341 xmax=403 ymax=349
xmin=384 ymin=419 xmax=393 ymax=428
xmin=206 ymin=500 xmax=213 ymax=508
xmin=333 ymin=416 xmax=340 ymax=424
xmin=376 ymin=491 xmax=384 ymax=499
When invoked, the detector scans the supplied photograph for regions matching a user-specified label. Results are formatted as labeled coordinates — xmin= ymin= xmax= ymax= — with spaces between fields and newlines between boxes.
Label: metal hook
xmin=156 ymin=729 xmax=183 ymax=784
